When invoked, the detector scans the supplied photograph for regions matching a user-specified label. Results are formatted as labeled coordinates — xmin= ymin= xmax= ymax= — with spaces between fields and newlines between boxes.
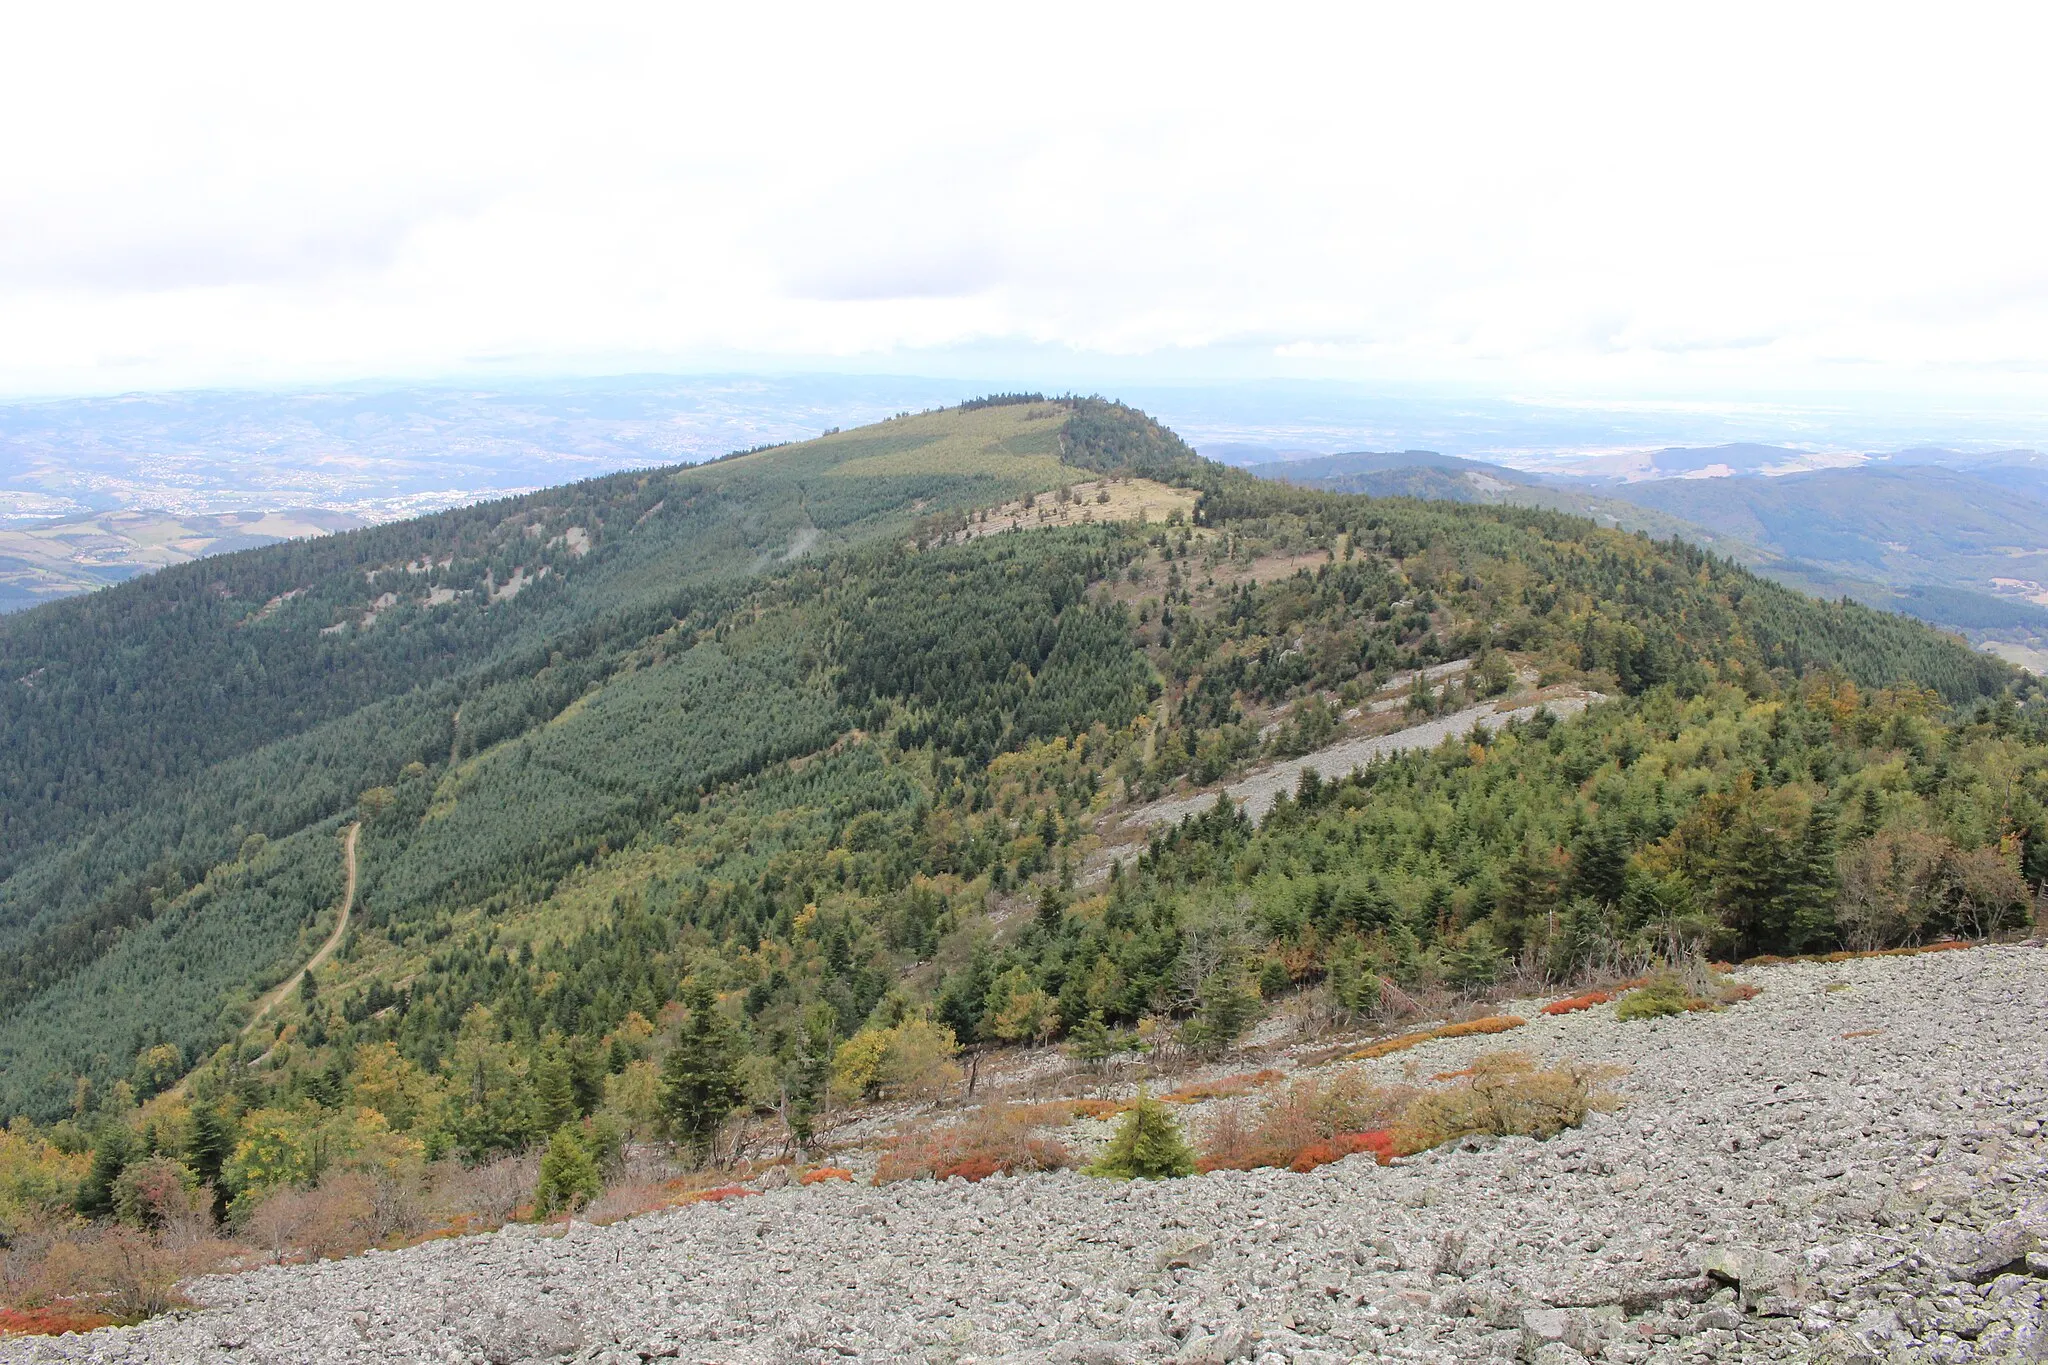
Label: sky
xmin=5 ymin=2 xmax=2048 ymax=405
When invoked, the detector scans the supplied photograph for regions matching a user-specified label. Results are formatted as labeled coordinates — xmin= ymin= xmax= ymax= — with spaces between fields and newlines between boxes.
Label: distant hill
xmin=1596 ymin=465 xmax=2048 ymax=600
xmin=1250 ymin=450 xmax=1744 ymax=552
xmin=1254 ymin=450 xmax=1542 ymax=501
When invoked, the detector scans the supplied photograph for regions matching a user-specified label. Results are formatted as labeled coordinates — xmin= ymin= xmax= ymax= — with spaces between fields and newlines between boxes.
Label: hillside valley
xmin=0 ymin=397 xmax=2043 ymax=1356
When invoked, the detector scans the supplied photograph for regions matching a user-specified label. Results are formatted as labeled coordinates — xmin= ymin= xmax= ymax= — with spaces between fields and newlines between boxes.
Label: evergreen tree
xmin=528 ymin=1037 xmax=577 ymax=1139
xmin=1035 ymin=884 xmax=1069 ymax=937
xmin=533 ymin=1126 xmax=600 ymax=1215
xmin=1326 ymin=940 xmax=1381 ymax=1018
xmin=1788 ymin=800 xmax=1843 ymax=951
xmin=660 ymin=980 xmax=743 ymax=1163
xmin=784 ymin=1007 xmax=832 ymax=1149
xmin=1087 ymin=1090 xmax=1195 ymax=1180
xmin=1066 ymin=1011 xmax=1114 ymax=1066
xmin=76 ymin=1124 xmax=135 ymax=1218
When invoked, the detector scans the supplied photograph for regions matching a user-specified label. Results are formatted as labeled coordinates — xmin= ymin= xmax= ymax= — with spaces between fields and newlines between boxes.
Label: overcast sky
xmin=3 ymin=2 xmax=2045 ymax=401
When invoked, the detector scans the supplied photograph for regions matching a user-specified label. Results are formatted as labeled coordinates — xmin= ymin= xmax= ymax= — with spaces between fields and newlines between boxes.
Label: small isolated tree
xmin=533 ymin=1127 xmax=601 ymax=1216
xmin=1087 ymin=1091 xmax=1195 ymax=1180
xmin=660 ymin=980 xmax=743 ymax=1164
xmin=1066 ymin=1011 xmax=1115 ymax=1069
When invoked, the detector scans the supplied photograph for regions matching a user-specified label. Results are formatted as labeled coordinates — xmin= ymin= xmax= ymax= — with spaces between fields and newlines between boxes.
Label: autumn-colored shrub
xmin=1749 ymin=939 xmax=1974 ymax=968
xmin=677 ymin=1185 xmax=756 ymax=1205
xmin=873 ymin=1103 xmax=1074 ymax=1184
xmin=0 ymin=1305 xmax=117 ymax=1336
xmin=1348 ymin=1016 xmax=1526 ymax=1060
xmin=1540 ymin=990 xmax=1613 ymax=1016
xmin=1390 ymin=1052 xmax=1621 ymax=1154
xmin=580 ymin=1182 xmax=675 ymax=1226
xmin=1437 ymin=1016 xmax=1526 ymax=1040
xmin=1287 ymin=1130 xmax=1397 ymax=1172
xmin=19 ymin=1225 xmax=224 ymax=1322
xmin=798 ymin=1166 xmax=854 ymax=1185
xmin=1160 ymin=1070 xmax=1285 ymax=1104
xmin=1198 ymin=1072 xmax=1413 ymax=1173
xmin=1068 ymin=1099 xmax=1129 ymax=1121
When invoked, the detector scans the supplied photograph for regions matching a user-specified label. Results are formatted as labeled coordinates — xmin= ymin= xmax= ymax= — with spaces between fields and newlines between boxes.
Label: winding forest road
xmin=243 ymin=821 xmax=358 ymax=1038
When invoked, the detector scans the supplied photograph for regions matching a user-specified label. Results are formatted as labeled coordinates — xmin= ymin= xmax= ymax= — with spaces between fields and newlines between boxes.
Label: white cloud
xmin=1 ymin=1 xmax=2045 ymax=397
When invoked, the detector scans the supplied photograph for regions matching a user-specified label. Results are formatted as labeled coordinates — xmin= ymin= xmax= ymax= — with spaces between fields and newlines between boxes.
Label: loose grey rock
xmin=5 ymin=945 xmax=2046 ymax=1364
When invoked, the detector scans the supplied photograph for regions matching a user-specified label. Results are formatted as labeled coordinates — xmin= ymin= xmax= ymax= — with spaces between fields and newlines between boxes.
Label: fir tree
xmin=1066 ymin=1011 xmax=1114 ymax=1066
xmin=533 ymin=1126 xmax=600 ymax=1215
xmin=528 ymin=1037 xmax=577 ymax=1139
xmin=1087 ymin=1090 xmax=1195 ymax=1180
xmin=1035 ymin=883 xmax=1068 ymax=937
xmin=660 ymin=980 xmax=743 ymax=1163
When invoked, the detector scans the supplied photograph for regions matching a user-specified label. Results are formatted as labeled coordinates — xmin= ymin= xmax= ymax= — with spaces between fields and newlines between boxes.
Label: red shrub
xmin=798 ymin=1167 xmax=853 ymax=1185
xmin=1197 ymin=1074 xmax=1412 ymax=1174
xmin=0 ymin=1306 xmax=117 ymax=1337
xmin=1286 ymin=1130 xmax=1397 ymax=1172
xmin=1540 ymin=991 xmax=1613 ymax=1016
xmin=873 ymin=1103 xmax=1074 ymax=1184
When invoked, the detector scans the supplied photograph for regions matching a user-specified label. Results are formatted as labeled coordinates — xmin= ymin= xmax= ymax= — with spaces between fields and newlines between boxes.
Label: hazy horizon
xmin=6 ymin=6 xmax=2048 ymax=406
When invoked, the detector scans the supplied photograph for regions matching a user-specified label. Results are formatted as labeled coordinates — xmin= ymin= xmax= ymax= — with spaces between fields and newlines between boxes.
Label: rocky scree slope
xmin=10 ymin=945 xmax=2048 ymax=1365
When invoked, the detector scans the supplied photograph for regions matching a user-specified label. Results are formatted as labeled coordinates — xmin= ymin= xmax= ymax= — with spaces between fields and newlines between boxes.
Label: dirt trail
xmin=243 ymin=822 xmax=358 ymax=1038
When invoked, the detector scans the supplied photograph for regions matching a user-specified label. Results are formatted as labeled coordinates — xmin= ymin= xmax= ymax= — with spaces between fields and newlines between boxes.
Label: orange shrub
xmin=1437 ymin=1016 xmax=1526 ymax=1040
xmin=1349 ymin=1016 xmax=1525 ymax=1060
xmin=678 ymin=1185 xmax=756 ymax=1205
xmin=798 ymin=1167 xmax=854 ymax=1185
xmin=1068 ymin=1099 xmax=1128 ymax=1121
xmin=1287 ymin=1130 xmax=1397 ymax=1172
xmin=873 ymin=1103 xmax=1075 ymax=1184
xmin=1161 ymin=1070 xmax=1285 ymax=1104
xmin=1540 ymin=991 xmax=1613 ymax=1016
xmin=0 ymin=1306 xmax=117 ymax=1336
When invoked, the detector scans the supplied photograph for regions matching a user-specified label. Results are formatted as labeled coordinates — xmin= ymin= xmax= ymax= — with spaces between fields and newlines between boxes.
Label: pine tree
xmin=660 ymin=981 xmax=743 ymax=1163
xmin=1087 ymin=1090 xmax=1195 ymax=1180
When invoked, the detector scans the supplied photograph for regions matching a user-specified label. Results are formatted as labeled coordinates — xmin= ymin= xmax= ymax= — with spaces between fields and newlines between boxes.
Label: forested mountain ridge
xmin=0 ymin=397 xmax=2039 ymax=1234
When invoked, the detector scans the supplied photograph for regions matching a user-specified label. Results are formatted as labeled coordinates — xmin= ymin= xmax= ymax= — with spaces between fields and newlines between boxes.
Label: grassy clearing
xmin=957 ymin=477 xmax=1200 ymax=541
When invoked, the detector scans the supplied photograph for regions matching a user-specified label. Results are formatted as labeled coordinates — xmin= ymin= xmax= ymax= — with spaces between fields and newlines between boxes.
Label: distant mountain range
xmin=1251 ymin=442 xmax=2048 ymax=665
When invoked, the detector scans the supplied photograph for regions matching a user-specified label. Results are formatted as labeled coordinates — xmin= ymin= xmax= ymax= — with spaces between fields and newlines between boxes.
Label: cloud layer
xmin=3 ymin=2 xmax=2045 ymax=397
